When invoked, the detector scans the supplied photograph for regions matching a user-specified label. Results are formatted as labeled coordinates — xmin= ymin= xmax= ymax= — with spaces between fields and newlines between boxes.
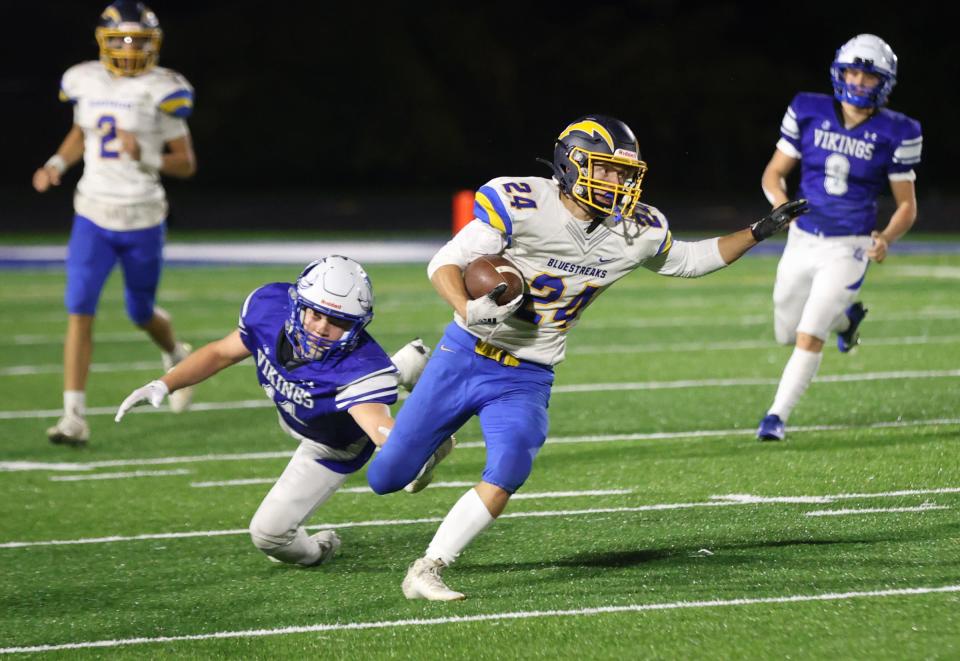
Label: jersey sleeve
xmin=888 ymin=118 xmax=922 ymax=182
xmin=155 ymin=72 xmax=195 ymax=119
xmin=775 ymin=94 xmax=803 ymax=159
xmin=427 ymin=220 xmax=507 ymax=277
xmin=335 ymin=366 xmax=399 ymax=410
xmin=237 ymin=286 xmax=266 ymax=352
xmin=58 ymin=64 xmax=85 ymax=104
xmin=473 ymin=179 xmax=516 ymax=243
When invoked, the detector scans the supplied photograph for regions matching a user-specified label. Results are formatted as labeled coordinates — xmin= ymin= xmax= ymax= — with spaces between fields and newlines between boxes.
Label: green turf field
xmin=1 ymin=254 xmax=958 ymax=658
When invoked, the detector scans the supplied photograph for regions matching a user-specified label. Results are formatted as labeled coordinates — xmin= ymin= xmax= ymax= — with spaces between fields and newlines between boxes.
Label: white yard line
xmin=2 ymin=369 xmax=958 ymax=421
xmin=3 ymin=485 xmax=957 ymax=550
xmin=6 ymin=309 xmax=960 ymax=346
xmin=805 ymin=504 xmax=949 ymax=517
xmin=3 ymin=417 xmax=959 ymax=473
xmin=49 ymin=469 xmax=192 ymax=482
xmin=5 ymin=335 xmax=959 ymax=376
xmin=712 ymin=487 xmax=960 ymax=504
xmin=2 ymin=584 xmax=958 ymax=655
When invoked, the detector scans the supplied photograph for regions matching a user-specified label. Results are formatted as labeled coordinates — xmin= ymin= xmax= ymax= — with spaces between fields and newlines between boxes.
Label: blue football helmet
xmin=548 ymin=114 xmax=647 ymax=220
xmin=830 ymin=34 xmax=898 ymax=108
xmin=285 ymin=256 xmax=374 ymax=362
xmin=96 ymin=1 xmax=163 ymax=76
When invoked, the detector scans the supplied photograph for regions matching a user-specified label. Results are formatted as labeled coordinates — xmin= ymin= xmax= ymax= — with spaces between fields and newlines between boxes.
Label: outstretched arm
xmin=116 ymin=330 xmax=250 ymax=421
xmin=349 ymin=403 xmax=394 ymax=447
xmin=648 ymin=200 xmax=809 ymax=277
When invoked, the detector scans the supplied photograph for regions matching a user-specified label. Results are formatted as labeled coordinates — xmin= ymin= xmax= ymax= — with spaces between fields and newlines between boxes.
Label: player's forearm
xmin=879 ymin=200 xmax=917 ymax=244
xmin=717 ymin=227 xmax=759 ymax=265
xmin=160 ymin=151 xmax=197 ymax=178
xmin=761 ymin=167 xmax=790 ymax=207
xmin=431 ymin=264 xmax=470 ymax=319
xmin=160 ymin=342 xmax=244 ymax=392
xmin=54 ymin=126 xmax=85 ymax=170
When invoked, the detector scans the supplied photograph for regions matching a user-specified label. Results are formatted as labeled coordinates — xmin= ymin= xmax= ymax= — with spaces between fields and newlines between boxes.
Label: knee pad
xmin=482 ymin=446 xmax=536 ymax=494
xmin=126 ymin=295 xmax=155 ymax=326
xmin=248 ymin=517 xmax=294 ymax=553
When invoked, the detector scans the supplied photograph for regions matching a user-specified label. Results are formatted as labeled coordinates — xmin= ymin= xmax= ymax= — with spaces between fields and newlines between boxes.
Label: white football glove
xmin=391 ymin=338 xmax=431 ymax=391
xmin=465 ymin=283 xmax=523 ymax=327
xmin=115 ymin=380 xmax=169 ymax=422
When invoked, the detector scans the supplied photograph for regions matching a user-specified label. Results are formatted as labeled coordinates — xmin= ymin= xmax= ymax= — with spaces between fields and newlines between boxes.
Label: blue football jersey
xmin=777 ymin=92 xmax=922 ymax=236
xmin=237 ymin=283 xmax=399 ymax=451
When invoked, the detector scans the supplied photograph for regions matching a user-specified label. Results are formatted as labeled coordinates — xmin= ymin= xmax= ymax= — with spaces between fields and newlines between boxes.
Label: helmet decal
xmin=558 ymin=121 xmax=615 ymax=152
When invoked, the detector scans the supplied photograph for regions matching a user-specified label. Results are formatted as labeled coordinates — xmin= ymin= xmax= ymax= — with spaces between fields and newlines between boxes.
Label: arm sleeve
xmin=642 ymin=238 xmax=727 ymax=278
xmin=775 ymin=96 xmax=802 ymax=159
xmin=888 ymin=119 xmax=922 ymax=182
xmin=336 ymin=367 xmax=399 ymax=410
xmin=426 ymin=220 xmax=507 ymax=278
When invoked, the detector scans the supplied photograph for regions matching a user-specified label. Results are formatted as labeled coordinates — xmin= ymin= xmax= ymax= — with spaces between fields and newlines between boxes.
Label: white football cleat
xmin=404 ymin=436 xmax=456 ymax=494
xmin=391 ymin=338 xmax=431 ymax=391
xmin=163 ymin=342 xmax=193 ymax=413
xmin=47 ymin=414 xmax=90 ymax=447
xmin=305 ymin=530 xmax=341 ymax=566
xmin=402 ymin=557 xmax=465 ymax=601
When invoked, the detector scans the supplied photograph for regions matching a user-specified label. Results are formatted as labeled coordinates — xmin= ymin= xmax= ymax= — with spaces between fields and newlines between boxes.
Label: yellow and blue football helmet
xmin=548 ymin=114 xmax=648 ymax=221
xmin=95 ymin=1 xmax=163 ymax=77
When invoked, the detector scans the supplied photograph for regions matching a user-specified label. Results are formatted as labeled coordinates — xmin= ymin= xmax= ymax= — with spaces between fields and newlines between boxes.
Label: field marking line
xmin=3 ymin=485 xmax=958 ymax=550
xmin=805 ymin=504 xmax=949 ymax=517
xmin=712 ymin=488 xmax=960 ymax=504
xmin=3 ymin=416 xmax=959 ymax=473
xmin=6 ymin=335 xmax=960 ymax=376
xmin=49 ymin=469 xmax=192 ymax=482
xmin=2 ymin=584 xmax=958 ymax=654
xmin=6 ymin=308 xmax=960 ymax=346
xmin=2 ymin=369 xmax=959 ymax=421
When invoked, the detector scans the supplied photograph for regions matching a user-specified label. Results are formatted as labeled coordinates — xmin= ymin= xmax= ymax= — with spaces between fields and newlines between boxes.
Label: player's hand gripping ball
xmin=463 ymin=255 xmax=524 ymax=304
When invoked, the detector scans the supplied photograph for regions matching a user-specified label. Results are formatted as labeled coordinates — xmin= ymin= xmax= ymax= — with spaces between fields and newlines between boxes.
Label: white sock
xmin=266 ymin=527 xmax=323 ymax=566
xmin=425 ymin=488 xmax=495 ymax=566
xmin=63 ymin=390 xmax=85 ymax=418
xmin=768 ymin=347 xmax=823 ymax=422
xmin=162 ymin=342 xmax=189 ymax=370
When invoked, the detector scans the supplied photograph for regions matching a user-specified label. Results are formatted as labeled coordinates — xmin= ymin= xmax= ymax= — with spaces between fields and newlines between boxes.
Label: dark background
xmin=3 ymin=1 xmax=956 ymax=233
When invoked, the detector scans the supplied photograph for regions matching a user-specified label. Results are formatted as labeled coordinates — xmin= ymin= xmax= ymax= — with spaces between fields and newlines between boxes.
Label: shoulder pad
xmin=152 ymin=68 xmax=195 ymax=118
xmin=59 ymin=61 xmax=99 ymax=104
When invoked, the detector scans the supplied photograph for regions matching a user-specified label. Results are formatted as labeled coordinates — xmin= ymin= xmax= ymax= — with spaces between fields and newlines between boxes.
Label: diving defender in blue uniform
xmin=116 ymin=256 xmax=445 ymax=566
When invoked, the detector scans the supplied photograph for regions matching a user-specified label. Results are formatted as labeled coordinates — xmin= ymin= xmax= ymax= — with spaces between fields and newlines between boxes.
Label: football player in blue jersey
xmin=115 ymin=256 xmax=447 ymax=566
xmin=756 ymin=34 xmax=922 ymax=441
xmin=33 ymin=1 xmax=198 ymax=446
xmin=365 ymin=114 xmax=809 ymax=600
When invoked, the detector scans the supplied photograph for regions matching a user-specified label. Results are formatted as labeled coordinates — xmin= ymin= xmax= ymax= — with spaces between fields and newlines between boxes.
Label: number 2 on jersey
xmin=97 ymin=114 xmax=120 ymax=159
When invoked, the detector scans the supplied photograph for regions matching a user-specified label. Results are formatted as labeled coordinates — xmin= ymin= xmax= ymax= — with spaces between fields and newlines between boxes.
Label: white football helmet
xmin=830 ymin=34 xmax=898 ymax=108
xmin=286 ymin=256 xmax=374 ymax=361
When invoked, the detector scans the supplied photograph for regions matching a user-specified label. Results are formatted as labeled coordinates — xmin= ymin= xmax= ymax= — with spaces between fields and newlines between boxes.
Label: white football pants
xmin=248 ymin=440 xmax=348 ymax=565
xmin=773 ymin=224 xmax=873 ymax=344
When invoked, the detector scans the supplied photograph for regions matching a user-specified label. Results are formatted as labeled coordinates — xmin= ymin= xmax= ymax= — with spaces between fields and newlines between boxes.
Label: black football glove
xmin=750 ymin=199 xmax=809 ymax=242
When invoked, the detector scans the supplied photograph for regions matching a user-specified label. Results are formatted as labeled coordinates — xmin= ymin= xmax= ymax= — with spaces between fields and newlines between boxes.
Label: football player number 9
xmin=823 ymin=153 xmax=850 ymax=196
xmin=97 ymin=114 xmax=120 ymax=159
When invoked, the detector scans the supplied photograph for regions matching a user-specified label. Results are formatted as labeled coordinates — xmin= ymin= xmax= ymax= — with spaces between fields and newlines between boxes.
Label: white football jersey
xmin=59 ymin=61 xmax=194 ymax=228
xmin=443 ymin=176 xmax=675 ymax=365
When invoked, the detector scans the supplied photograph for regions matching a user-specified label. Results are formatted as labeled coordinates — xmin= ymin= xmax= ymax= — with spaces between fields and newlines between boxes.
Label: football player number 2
xmin=97 ymin=115 xmax=120 ymax=159
xmin=823 ymin=153 xmax=850 ymax=196
xmin=516 ymin=274 xmax=600 ymax=330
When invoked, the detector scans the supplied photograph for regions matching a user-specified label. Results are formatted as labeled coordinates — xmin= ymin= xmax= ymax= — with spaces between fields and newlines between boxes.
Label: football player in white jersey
xmin=756 ymin=34 xmax=922 ymax=441
xmin=366 ymin=115 xmax=809 ymax=600
xmin=116 ymin=256 xmax=445 ymax=566
xmin=32 ymin=1 xmax=197 ymax=446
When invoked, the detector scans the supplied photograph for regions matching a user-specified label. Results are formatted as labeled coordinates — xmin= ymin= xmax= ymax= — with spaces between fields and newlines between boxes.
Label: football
xmin=463 ymin=254 xmax=525 ymax=304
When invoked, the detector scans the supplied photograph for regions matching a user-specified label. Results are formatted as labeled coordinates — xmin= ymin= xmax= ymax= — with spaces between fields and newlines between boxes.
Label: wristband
xmin=44 ymin=155 xmax=67 ymax=175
